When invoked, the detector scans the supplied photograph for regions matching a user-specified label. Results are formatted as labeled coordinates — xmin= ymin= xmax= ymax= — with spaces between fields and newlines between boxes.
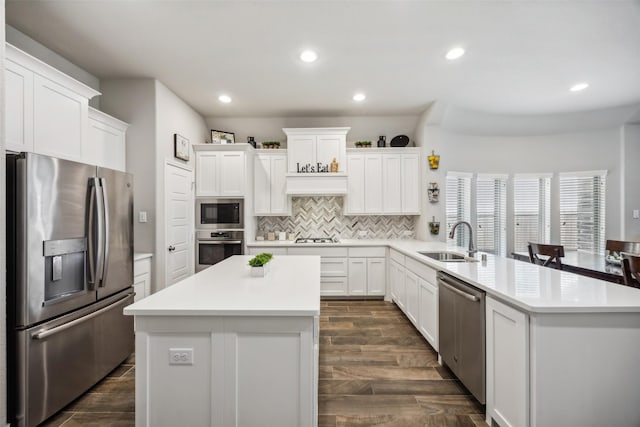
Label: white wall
xmin=206 ymin=115 xmax=420 ymax=147
xmin=154 ymin=80 xmax=208 ymax=290
xmin=415 ymin=123 xmax=625 ymax=253
xmin=622 ymin=125 xmax=640 ymax=240
xmin=5 ymin=25 xmax=101 ymax=108
xmin=1 ymin=4 xmax=8 ymax=424
xmin=100 ymin=79 xmax=157 ymax=256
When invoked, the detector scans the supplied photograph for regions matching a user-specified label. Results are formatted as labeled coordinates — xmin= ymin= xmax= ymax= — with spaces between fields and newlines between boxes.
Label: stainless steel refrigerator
xmin=6 ymin=152 xmax=135 ymax=427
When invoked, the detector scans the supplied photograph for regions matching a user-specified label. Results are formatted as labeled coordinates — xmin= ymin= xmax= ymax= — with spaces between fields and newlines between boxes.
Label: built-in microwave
xmin=196 ymin=198 xmax=244 ymax=230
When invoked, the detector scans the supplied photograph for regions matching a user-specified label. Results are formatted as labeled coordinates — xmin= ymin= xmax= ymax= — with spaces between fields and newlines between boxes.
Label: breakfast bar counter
xmin=124 ymin=255 xmax=320 ymax=427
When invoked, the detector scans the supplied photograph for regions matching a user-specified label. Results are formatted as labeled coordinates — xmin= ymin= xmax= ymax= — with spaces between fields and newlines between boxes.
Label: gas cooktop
xmin=295 ymin=237 xmax=338 ymax=244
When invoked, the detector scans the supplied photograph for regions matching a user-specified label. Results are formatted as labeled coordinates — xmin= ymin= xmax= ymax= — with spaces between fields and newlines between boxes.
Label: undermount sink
xmin=418 ymin=251 xmax=478 ymax=262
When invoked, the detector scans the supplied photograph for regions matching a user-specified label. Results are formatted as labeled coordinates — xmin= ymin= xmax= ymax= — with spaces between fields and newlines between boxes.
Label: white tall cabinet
xmin=254 ymin=151 xmax=290 ymax=215
xmin=345 ymin=148 xmax=421 ymax=215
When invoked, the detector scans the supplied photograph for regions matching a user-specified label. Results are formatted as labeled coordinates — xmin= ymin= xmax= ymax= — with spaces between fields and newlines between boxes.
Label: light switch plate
xmin=633 ymin=209 xmax=639 ymax=219
xmin=139 ymin=211 xmax=148 ymax=223
xmin=169 ymin=348 xmax=194 ymax=365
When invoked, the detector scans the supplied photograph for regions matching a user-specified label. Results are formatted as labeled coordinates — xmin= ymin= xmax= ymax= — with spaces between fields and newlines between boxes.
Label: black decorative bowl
xmin=390 ymin=135 xmax=409 ymax=147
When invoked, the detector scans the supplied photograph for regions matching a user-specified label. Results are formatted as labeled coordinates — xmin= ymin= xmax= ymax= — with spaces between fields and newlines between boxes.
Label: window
xmin=446 ymin=172 xmax=471 ymax=247
xmin=476 ymin=174 xmax=507 ymax=256
xmin=559 ymin=171 xmax=606 ymax=254
xmin=513 ymin=174 xmax=551 ymax=252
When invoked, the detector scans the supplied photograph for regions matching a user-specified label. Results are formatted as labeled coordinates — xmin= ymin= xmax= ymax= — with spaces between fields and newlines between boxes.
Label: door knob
xmin=168 ymin=245 xmax=176 ymax=252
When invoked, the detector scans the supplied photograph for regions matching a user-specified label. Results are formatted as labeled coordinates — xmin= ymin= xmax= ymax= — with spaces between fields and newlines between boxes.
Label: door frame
xmin=164 ymin=160 xmax=194 ymax=288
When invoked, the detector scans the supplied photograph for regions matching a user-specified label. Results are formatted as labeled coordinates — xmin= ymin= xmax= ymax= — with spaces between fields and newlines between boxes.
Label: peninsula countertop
xmin=123 ymin=255 xmax=320 ymax=317
xmin=248 ymin=239 xmax=640 ymax=314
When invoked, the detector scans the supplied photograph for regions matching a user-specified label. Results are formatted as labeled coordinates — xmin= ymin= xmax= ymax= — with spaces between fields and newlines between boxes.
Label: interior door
xmin=96 ymin=167 xmax=134 ymax=300
xmin=165 ymin=162 xmax=194 ymax=286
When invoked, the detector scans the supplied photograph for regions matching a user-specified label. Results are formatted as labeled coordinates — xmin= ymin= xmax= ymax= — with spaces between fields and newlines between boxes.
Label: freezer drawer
xmin=11 ymin=290 xmax=134 ymax=427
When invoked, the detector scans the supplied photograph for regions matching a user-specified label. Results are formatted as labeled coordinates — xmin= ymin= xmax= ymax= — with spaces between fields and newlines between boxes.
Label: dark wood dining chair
xmin=528 ymin=243 xmax=565 ymax=270
xmin=606 ymin=240 xmax=640 ymax=256
xmin=621 ymin=253 xmax=640 ymax=288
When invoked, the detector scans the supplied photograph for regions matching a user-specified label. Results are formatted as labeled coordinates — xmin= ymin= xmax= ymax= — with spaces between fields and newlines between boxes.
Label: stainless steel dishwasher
xmin=438 ymin=271 xmax=486 ymax=404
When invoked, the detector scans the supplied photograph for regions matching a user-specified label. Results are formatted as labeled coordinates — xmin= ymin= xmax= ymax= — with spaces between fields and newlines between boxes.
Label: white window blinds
xmin=446 ymin=172 xmax=471 ymax=247
xmin=476 ymin=175 xmax=507 ymax=256
xmin=513 ymin=174 xmax=551 ymax=252
xmin=559 ymin=171 xmax=607 ymax=254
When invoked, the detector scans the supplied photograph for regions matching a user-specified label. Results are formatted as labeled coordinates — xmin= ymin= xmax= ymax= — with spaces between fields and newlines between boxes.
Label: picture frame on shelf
xmin=174 ymin=133 xmax=190 ymax=161
xmin=211 ymin=129 xmax=235 ymax=144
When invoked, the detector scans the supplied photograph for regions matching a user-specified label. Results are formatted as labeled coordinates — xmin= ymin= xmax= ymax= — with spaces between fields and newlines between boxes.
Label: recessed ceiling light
xmin=300 ymin=50 xmax=318 ymax=63
xmin=445 ymin=47 xmax=465 ymax=60
xmin=570 ymin=82 xmax=589 ymax=92
xmin=218 ymin=94 xmax=232 ymax=103
xmin=353 ymin=93 xmax=366 ymax=102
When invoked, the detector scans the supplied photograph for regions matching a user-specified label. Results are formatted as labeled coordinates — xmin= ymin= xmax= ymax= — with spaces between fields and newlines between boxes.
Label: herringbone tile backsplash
xmin=257 ymin=197 xmax=416 ymax=239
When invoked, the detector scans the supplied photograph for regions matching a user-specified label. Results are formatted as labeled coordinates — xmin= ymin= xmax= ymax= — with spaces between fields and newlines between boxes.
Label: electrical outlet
xmin=402 ymin=230 xmax=413 ymax=237
xmin=139 ymin=211 xmax=148 ymax=223
xmin=634 ymin=209 xmax=640 ymax=219
xmin=169 ymin=348 xmax=194 ymax=365
xmin=357 ymin=231 xmax=368 ymax=238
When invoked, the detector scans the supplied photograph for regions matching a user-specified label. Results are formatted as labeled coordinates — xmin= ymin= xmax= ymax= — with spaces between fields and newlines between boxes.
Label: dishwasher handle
xmin=439 ymin=277 xmax=480 ymax=302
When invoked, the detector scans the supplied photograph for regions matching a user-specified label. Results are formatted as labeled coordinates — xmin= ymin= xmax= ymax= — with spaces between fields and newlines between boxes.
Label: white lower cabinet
xmin=348 ymin=256 xmax=387 ymax=296
xmin=288 ymin=247 xmax=349 ymax=297
xmin=134 ymin=255 xmax=153 ymax=302
xmin=389 ymin=259 xmax=406 ymax=310
xmin=418 ymin=278 xmax=438 ymax=351
xmin=486 ymin=296 xmax=529 ymax=427
xmin=404 ymin=270 xmax=419 ymax=326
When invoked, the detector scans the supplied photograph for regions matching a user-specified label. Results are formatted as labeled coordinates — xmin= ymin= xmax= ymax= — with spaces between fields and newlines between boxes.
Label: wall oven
xmin=196 ymin=230 xmax=244 ymax=272
xmin=196 ymin=198 xmax=244 ymax=230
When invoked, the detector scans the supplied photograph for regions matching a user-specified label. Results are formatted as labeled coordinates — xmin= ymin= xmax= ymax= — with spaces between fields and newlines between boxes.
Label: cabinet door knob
xmin=168 ymin=245 xmax=176 ymax=252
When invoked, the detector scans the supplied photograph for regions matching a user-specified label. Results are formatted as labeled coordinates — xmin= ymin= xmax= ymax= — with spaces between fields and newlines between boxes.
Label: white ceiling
xmin=6 ymin=1 xmax=640 ymax=119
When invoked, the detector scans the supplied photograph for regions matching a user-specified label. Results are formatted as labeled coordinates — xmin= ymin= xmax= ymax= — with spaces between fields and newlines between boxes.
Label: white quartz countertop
xmin=124 ymin=255 xmax=320 ymax=316
xmin=248 ymin=239 xmax=640 ymax=313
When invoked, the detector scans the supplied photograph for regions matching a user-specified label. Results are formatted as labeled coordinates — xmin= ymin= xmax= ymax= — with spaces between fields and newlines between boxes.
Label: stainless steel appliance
xmin=196 ymin=198 xmax=244 ymax=230
xmin=6 ymin=152 xmax=135 ymax=427
xmin=438 ymin=271 xmax=486 ymax=404
xmin=196 ymin=230 xmax=243 ymax=272
xmin=295 ymin=237 xmax=338 ymax=243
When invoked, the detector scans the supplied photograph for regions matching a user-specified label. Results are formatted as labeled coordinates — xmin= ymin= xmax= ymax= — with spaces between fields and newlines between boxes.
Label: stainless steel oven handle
xmin=198 ymin=240 xmax=243 ymax=245
xmin=439 ymin=279 xmax=480 ymax=302
xmin=32 ymin=292 xmax=134 ymax=340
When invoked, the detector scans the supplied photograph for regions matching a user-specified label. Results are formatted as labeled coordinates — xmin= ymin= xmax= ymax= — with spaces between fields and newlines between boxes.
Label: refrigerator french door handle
xmin=94 ymin=178 xmax=106 ymax=285
xmin=87 ymin=181 xmax=97 ymax=285
xmin=31 ymin=292 xmax=134 ymax=340
xmin=100 ymin=177 xmax=110 ymax=286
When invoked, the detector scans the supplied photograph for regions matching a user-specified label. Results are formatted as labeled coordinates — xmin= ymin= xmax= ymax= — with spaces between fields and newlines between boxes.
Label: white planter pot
xmin=250 ymin=262 xmax=270 ymax=277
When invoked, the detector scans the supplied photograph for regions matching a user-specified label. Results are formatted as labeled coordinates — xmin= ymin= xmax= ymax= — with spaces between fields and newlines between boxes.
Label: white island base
xmin=124 ymin=256 xmax=321 ymax=427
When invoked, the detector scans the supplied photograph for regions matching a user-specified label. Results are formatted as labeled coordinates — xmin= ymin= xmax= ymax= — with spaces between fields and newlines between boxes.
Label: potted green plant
xmin=262 ymin=141 xmax=281 ymax=149
xmin=354 ymin=141 xmax=372 ymax=148
xmin=248 ymin=252 xmax=273 ymax=277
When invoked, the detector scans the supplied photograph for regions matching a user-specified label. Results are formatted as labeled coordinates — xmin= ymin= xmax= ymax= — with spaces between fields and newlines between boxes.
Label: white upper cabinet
xmin=401 ymin=153 xmax=420 ymax=214
xmin=5 ymin=43 xmax=101 ymax=163
xmin=254 ymin=151 xmax=290 ymax=215
xmin=194 ymin=145 xmax=247 ymax=198
xmin=87 ymin=107 xmax=129 ymax=171
xmin=345 ymin=148 xmax=420 ymax=215
xmin=5 ymin=59 xmax=34 ymax=153
xmin=284 ymin=127 xmax=349 ymax=173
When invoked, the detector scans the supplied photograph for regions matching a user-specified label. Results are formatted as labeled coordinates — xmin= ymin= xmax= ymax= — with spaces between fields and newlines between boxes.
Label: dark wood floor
xmin=43 ymin=301 xmax=486 ymax=426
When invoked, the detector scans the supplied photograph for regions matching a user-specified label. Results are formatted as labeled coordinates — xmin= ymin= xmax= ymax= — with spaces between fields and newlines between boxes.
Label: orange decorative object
xmin=428 ymin=150 xmax=440 ymax=170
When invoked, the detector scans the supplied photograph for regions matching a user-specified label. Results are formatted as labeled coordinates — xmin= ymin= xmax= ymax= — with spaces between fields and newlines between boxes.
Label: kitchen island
xmin=124 ymin=255 xmax=320 ymax=427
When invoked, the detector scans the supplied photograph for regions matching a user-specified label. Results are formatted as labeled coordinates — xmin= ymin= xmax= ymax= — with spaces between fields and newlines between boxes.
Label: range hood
xmin=282 ymin=127 xmax=350 ymax=196
xmin=285 ymin=173 xmax=348 ymax=196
